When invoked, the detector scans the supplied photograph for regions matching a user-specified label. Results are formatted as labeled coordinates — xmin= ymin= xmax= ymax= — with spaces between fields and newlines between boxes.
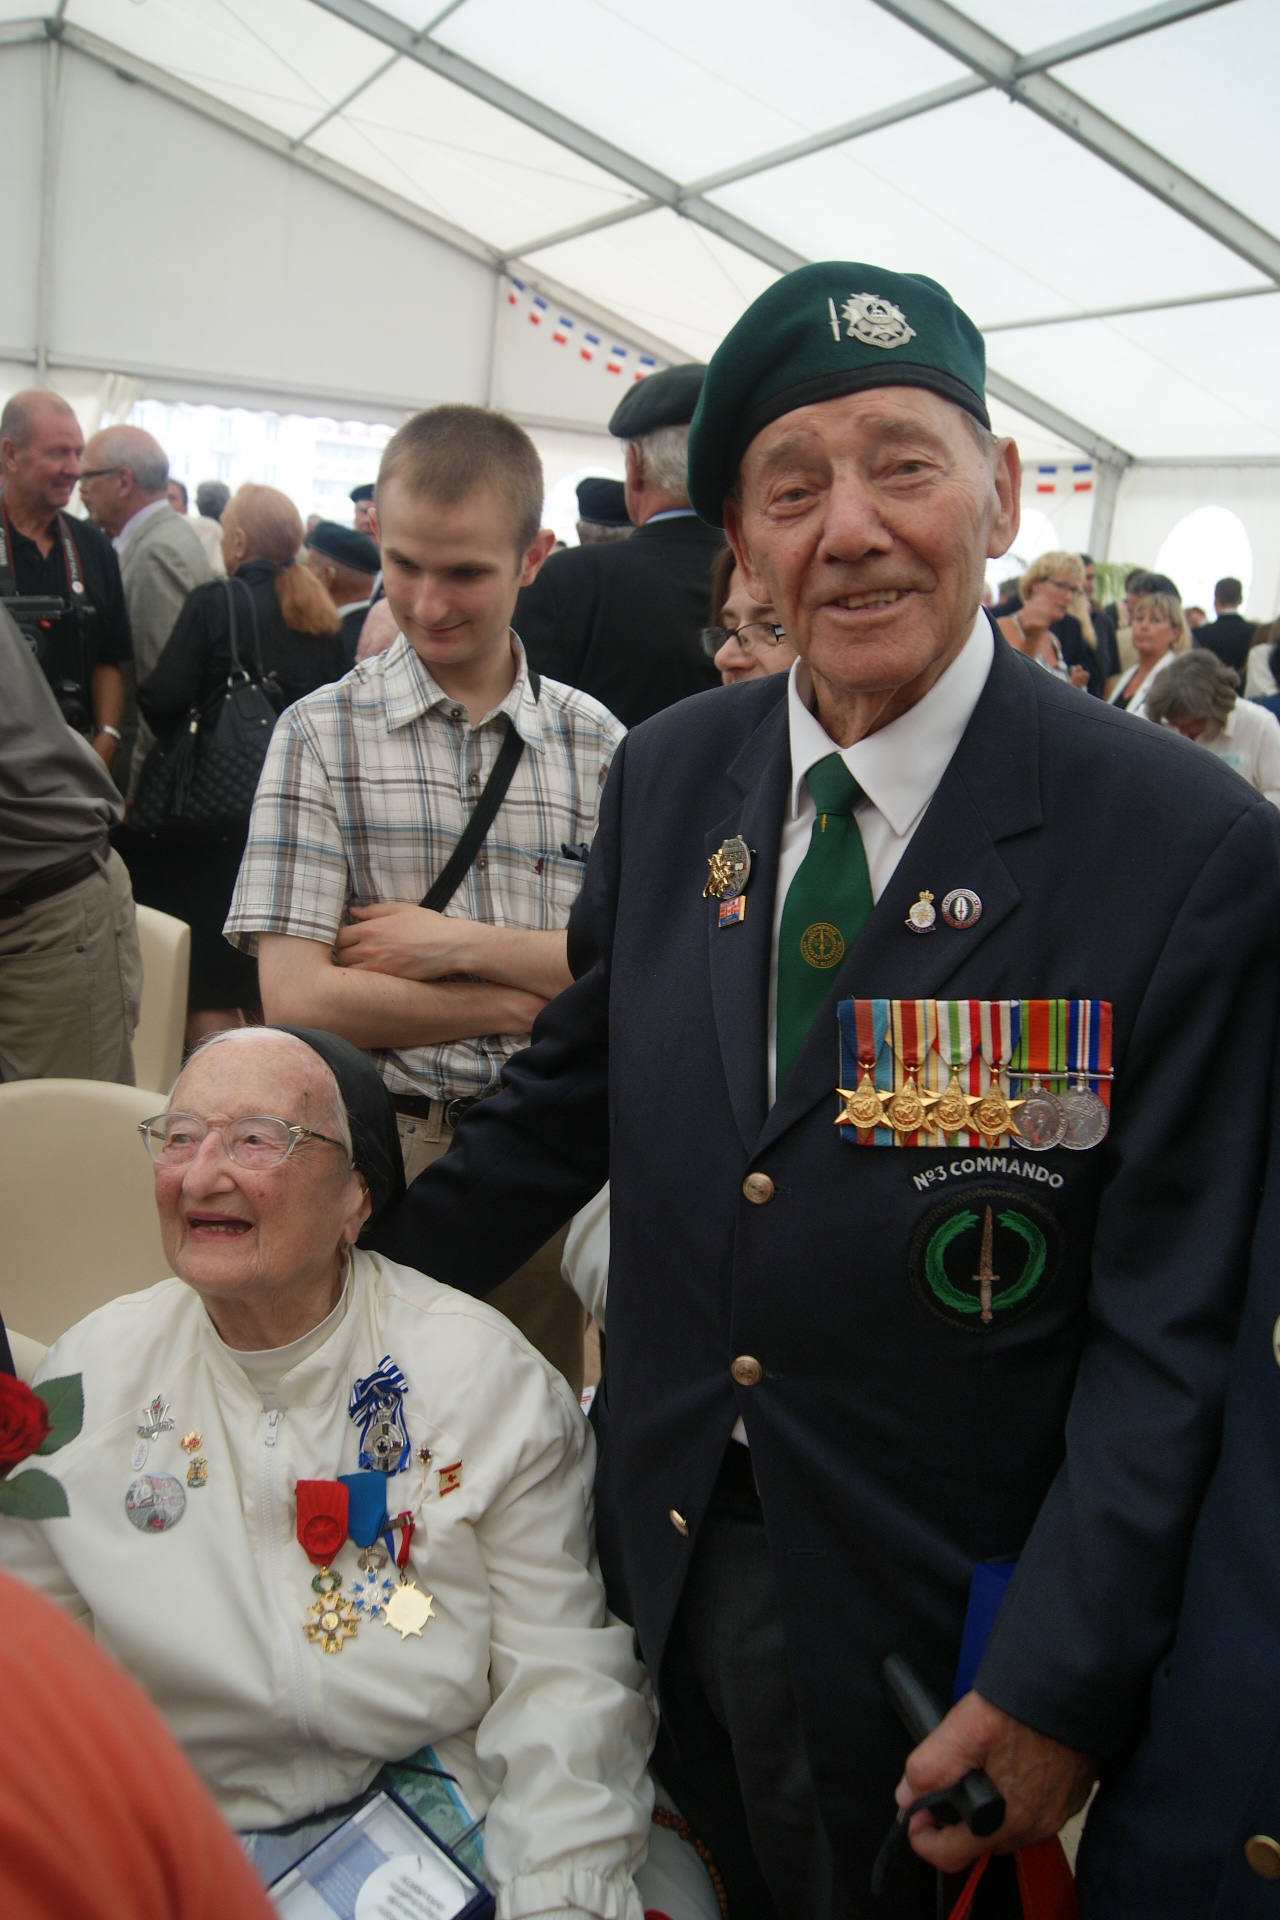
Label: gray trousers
xmin=0 ymin=849 xmax=141 ymax=1083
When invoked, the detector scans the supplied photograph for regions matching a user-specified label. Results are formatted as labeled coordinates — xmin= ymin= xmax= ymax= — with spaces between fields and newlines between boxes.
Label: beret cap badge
xmin=835 ymin=294 xmax=916 ymax=351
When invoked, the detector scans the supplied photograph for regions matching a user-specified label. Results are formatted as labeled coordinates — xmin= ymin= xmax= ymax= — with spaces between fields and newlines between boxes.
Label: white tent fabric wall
xmin=0 ymin=1 xmax=1275 ymax=597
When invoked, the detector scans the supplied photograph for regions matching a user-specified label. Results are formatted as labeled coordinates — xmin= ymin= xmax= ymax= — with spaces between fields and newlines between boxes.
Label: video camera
xmin=2 ymin=588 xmax=99 ymax=735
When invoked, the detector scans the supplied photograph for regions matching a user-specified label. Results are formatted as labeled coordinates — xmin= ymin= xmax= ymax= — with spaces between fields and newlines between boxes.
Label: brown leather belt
xmin=0 ymin=847 xmax=103 ymax=919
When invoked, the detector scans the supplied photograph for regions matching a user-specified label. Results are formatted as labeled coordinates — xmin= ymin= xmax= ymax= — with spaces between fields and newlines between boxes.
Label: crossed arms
xmin=258 ymin=904 xmax=571 ymax=1050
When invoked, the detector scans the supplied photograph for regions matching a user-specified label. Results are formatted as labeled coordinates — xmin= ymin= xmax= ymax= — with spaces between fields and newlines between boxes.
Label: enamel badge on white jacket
xmin=0 ymin=1251 xmax=655 ymax=1920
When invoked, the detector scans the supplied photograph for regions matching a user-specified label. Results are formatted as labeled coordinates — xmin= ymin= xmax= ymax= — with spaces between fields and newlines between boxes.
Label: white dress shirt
xmin=111 ymin=495 xmax=168 ymax=554
xmin=767 ymin=610 xmax=993 ymax=1102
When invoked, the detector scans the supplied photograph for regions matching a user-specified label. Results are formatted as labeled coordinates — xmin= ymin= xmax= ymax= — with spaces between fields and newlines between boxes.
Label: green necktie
xmin=776 ymin=753 xmax=873 ymax=1089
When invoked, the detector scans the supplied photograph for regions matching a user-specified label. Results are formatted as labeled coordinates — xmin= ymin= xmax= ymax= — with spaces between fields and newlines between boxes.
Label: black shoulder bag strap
xmin=223 ymin=575 xmax=267 ymax=681
xmin=421 ymin=666 xmax=541 ymax=913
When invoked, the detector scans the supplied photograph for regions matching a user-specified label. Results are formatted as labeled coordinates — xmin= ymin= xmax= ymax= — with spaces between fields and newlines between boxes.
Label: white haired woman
xmin=1106 ymin=589 xmax=1191 ymax=721
xmin=1146 ymin=649 xmax=1280 ymax=808
xmin=0 ymin=1026 xmax=655 ymax=1917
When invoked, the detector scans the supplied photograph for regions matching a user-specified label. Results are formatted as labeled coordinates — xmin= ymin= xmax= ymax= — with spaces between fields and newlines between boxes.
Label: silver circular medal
xmin=1007 ymin=1083 xmax=1067 ymax=1152
xmin=1058 ymin=1084 xmax=1110 ymax=1151
xmin=125 ymin=1472 xmax=186 ymax=1533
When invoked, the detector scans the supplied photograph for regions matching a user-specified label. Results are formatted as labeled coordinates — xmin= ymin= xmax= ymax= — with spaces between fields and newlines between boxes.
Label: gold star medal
xmin=885 ymin=1003 xmax=938 ymax=1138
xmin=884 ymin=1066 xmax=938 ymax=1136
xmin=973 ymin=1001 xmax=1025 ymax=1142
xmin=932 ymin=1002 xmax=979 ymax=1138
xmin=383 ymin=1580 xmax=436 ymax=1640
xmin=835 ymin=1070 xmax=887 ymax=1133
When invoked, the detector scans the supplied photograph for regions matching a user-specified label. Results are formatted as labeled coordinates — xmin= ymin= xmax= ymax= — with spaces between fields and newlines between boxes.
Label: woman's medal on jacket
xmin=124 ymin=1394 xmax=187 ymax=1532
xmin=296 ymin=1479 xmax=357 ymax=1652
xmin=349 ymin=1355 xmax=411 ymax=1472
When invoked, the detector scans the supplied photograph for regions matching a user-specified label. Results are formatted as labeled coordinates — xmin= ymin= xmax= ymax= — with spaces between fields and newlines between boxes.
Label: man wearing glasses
xmin=0 ymin=389 xmax=133 ymax=785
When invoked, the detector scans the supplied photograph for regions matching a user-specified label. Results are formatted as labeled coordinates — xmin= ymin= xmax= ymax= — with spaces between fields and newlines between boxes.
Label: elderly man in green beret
xmin=376 ymin=263 xmax=1280 ymax=1917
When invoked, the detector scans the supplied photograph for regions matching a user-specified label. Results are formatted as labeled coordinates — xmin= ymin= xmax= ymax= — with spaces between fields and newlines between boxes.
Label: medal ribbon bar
xmin=838 ymin=998 xmax=1113 ymax=1149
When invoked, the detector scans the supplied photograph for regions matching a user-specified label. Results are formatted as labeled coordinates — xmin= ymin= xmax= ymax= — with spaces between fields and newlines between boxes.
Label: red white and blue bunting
xmin=505 ymin=277 xmax=665 ymax=387
xmin=1033 ymin=462 xmax=1094 ymax=495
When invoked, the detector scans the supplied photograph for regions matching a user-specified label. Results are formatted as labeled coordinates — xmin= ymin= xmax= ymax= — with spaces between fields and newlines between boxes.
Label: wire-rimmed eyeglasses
xmin=700 ymin=621 xmax=788 ymax=660
xmin=138 ymin=1112 xmax=347 ymax=1170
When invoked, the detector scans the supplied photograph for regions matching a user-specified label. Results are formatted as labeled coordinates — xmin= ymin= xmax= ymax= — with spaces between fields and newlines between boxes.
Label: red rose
xmin=295 ymin=1479 xmax=349 ymax=1565
xmin=0 ymin=1375 xmax=51 ymax=1473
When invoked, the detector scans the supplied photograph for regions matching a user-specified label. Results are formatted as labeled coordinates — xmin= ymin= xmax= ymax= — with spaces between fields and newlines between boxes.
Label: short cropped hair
xmin=1215 ymin=576 xmax=1244 ymax=607
xmin=1145 ymin=649 xmax=1239 ymax=731
xmin=629 ymin=424 xmax=690 ymax=500
xmin=0 ymin=388 xmax=78 ymax=449
xmin=378 ymin=405 xmax=544 ymax=553
xmin=196 ymin=480 xmax=230 ymax=520
xmin=94 ymin=426 xmax=169 ymax=495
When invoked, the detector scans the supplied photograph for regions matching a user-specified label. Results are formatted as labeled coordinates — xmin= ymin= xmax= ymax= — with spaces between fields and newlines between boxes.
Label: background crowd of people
xmin=2 ymin=316 xmax=1280 ymax=1920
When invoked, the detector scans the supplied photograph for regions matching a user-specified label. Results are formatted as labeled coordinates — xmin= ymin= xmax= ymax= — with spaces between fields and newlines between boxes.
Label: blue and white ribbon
xmin=349 ymin=1355 xmax=411 ymax=1473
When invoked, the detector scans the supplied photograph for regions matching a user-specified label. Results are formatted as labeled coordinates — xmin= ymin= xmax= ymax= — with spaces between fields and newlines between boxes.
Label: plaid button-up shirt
xmin=225 ymin=634 xmax=624 ymax=1098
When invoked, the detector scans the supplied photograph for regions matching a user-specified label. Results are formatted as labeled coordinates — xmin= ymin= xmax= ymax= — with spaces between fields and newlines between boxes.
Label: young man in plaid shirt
xmin=225 ymin=407 xmax=624 ymax=1390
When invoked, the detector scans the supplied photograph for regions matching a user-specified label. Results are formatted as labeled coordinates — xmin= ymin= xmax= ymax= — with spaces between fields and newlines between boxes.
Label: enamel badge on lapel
xmin=942 ymin=888 xmax=982 ymax=930
xmin=905 ymin=890 xmax=936 ymax=934
xmin=704 ymin=836 xmax=751 ymax=926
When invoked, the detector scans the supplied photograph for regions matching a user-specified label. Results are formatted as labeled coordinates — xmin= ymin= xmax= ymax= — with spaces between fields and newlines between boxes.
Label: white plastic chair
xmin=132 ymin=904 xmax=191 ymax=1095
xmin=0 ymin=1079 xmax=171 ymax=1346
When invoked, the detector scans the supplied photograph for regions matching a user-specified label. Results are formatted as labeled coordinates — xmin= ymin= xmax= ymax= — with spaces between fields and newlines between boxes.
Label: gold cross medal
xmin=305 ymin=1568 xmax=358 ymax=1654
xmin=704 ymin=836 xmax=751 ymax=926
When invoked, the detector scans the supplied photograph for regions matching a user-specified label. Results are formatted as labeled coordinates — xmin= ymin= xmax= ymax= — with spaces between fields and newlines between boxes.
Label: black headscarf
xmin=274 ymin=1026 xmax=405 ymax=1226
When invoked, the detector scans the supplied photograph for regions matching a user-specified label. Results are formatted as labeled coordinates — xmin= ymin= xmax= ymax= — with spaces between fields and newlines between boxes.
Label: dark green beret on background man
xmin=513 ymin=361 xmax=725 ymax=726
xmin=376 ymin=263 xmax=1280 ymax=1916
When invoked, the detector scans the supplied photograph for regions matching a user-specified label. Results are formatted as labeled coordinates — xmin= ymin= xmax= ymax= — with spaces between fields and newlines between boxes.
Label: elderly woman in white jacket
xmin=0 ymin=1026 xmax=655 ymax=1920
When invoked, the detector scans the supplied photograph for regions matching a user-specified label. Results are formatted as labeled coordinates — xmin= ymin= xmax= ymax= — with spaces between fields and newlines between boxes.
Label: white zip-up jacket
xmin=0 ymin=1250 xmax=655 ymax=1920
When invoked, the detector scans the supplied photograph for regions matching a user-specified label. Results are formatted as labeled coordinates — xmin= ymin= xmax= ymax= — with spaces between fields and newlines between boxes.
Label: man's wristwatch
xmin=95 ymin=725 xmax=122 ymax=742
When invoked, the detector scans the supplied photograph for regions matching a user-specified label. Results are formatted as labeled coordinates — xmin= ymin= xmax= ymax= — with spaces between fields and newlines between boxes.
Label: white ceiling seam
xmin=869 ymin=0 xmax=1280 ymax=284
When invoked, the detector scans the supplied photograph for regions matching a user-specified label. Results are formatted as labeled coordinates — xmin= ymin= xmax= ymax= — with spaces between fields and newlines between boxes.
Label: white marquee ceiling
xmin=11 ymin=0 xmax=1279 ymax=461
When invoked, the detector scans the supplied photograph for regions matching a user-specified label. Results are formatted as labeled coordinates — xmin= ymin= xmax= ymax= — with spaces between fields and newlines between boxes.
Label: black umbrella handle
xmin=882 ymin=1655 xmax=1006 ymax=1839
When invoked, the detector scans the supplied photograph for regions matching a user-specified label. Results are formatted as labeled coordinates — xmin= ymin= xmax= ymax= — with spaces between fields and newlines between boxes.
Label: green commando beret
xmin=687 ymin=262 xmax=989 ymax=527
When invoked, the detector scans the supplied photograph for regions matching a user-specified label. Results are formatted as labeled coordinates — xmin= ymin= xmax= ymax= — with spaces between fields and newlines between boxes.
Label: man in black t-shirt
xmin=0 ymin=390 xmax=133 ymax=784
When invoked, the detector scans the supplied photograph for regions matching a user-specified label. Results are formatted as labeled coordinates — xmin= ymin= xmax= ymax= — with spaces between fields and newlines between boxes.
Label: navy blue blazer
xmin=1076 ymin=1053 xmax=1280 ymax=1917
xmin=375 ymin=632 xmax=1280 ymax=1894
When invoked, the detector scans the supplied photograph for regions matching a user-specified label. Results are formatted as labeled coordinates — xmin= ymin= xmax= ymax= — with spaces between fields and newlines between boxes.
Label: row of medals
xmin=305 ymin=1406 xmax=435 ymax=1655
xmin=123 ymin=1397 xmax=434 ymax=1652
xmin=839 ymin=1063 xmax=1109 ymax=1152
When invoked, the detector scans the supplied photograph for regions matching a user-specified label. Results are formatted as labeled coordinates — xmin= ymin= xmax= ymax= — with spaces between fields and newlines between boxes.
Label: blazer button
xmin=731 ymin=1355 xmax=763 ymax=1387
xmin=742 ymin=1171 xmax=775 ymax=1205
xmin=1246 ymin=1835 xmax=1280 ymax=1879
xmin=668 ymin=1508 xmax=689 ymax=1536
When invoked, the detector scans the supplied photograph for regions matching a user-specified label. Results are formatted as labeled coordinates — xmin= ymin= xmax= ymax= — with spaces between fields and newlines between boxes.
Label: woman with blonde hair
xmin=997 ymin=550 xmax=1095 ymax=691
xmin=1106 ymin=589 xmax=1190 ymax=719
xmin=129 ymin=485 xmax=350 ymax=1043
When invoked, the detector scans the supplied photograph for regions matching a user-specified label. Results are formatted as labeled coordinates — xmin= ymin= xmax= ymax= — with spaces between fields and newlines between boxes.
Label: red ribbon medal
xmin=296 ymin=1479 xmax=349 ymax=1567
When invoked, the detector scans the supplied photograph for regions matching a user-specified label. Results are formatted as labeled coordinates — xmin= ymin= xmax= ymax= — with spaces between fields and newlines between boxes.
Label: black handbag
xmin=133 ymin=578 xmax=284 ymax=834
